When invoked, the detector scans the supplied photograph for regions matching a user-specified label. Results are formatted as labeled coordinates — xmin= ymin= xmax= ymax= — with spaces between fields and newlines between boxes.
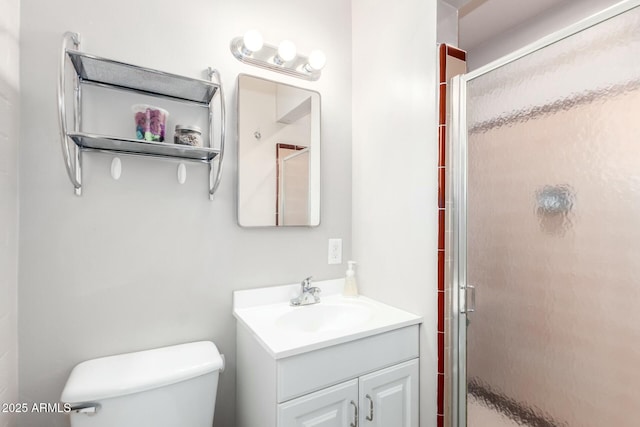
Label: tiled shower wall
xmin=0 ymin=0 xmax=20 ymax=426
xmin=437 ymin=44 xmax=466 ymax=427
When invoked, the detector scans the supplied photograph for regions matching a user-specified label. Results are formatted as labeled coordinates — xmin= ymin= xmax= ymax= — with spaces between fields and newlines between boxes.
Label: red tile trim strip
xmin=438 ymin=250 xmax=445 ymax=291
xmin=438 ymin=373 xmax=445 ymax=414
xmin=438 ymin=209 xmax=445 ymax=250
xmin=438 ymin=167 xmax=446 ymax=209
xmin=439 ymin=85 xmax=447 ymax=125
xmin=438 ymin=331 xmax=445 ymax=371
xmin=446 ymin=45 xmax=467 ymax=61
xmin=439 ymin=44 xmax=447 ymax=83
xmin=437 ymin=43 xmax=466 ymax=427
xmin=438 ymin=125 xmax=446 ymax=167
xmin=438 ymin=292 xmax=445 ymax=332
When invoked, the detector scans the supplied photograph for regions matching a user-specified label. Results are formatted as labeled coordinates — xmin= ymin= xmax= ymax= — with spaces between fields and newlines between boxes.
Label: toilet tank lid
xmin=60 ymin=341 xmax=224 ymax=403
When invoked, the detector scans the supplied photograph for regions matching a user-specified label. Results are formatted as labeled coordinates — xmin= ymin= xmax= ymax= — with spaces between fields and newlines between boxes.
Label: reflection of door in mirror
xmin=237 ymin=74 xmax=320 ymax=227
xmin=277 ymin=144 xmax=310 ymax=226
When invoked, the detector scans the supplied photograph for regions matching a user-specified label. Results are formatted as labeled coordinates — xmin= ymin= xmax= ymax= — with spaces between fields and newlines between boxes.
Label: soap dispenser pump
xmin=343 ymin=261 xmax=358 ymax=297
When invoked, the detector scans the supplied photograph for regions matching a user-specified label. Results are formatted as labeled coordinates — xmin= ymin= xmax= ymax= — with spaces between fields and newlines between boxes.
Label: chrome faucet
xmin=290 ymin=276 xmax=321 ymax=306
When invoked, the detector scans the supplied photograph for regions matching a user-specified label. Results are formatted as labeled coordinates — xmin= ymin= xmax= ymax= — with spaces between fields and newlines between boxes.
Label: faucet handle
xmin=301 ymin=276 xmax=313 ymax=289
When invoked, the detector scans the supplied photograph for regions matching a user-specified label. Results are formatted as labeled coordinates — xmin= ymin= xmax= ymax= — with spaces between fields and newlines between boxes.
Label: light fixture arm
xmin=230 ymin=36 xmax=322 ymax=81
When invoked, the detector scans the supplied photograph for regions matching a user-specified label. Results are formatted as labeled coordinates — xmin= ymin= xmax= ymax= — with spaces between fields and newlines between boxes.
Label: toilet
xmin=60 ymin=341 xmax=224 ymax=427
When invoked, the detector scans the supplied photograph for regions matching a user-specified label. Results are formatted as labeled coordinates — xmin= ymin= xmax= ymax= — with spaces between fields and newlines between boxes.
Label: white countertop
xmin=233 ymin=279 xmax=422 ymax=359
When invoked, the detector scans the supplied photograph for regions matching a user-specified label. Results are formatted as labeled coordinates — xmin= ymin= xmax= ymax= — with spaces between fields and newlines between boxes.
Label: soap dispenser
xmin=343 ymin=261 xmax=359 ymax=297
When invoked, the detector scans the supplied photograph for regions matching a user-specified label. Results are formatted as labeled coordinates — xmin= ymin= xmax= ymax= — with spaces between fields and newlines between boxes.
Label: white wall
xmin=0 ymin=0 xmax=19 ymax=425
xmin=352 ymin=1 xmax=439 ymax=426
xmin=18 ymin=0 xmax=351 ymax=426
xmin=466 ymin=0 xmax=622 ymax=69
xmin=438 ymin=0 xmax=459 ymax=45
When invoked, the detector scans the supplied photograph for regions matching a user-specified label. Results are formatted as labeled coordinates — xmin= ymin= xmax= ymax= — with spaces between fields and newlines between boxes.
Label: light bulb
xmin=306 ymin=50 xmax=326 ymax=71
xmin=242 ymin=29 xmax=263 ymax=54
xmin=277 ymin=40 xmax=297 ymax=63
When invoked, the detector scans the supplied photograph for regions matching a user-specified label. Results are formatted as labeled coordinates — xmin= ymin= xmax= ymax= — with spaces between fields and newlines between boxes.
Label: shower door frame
xmin=448 ymin=1 xmax=640 ymax=425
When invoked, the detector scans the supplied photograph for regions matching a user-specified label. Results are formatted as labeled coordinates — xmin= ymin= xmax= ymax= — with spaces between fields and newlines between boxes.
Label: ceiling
xmin=447 ymin=0 xmax=569 ymax=50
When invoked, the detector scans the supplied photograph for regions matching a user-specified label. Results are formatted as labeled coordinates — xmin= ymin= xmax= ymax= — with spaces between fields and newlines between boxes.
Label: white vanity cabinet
xmin=358 ymin=359 xmax=419 ymax=427
xmin=233 ymin=281 xmax=422 ymax=427
xmin=278 ymin=379 xmax=359 ymax=427
xmin=236 ymin=323 xmax=420 ymax=427
xmin=279 ymin=359 xmax=418 ymax=427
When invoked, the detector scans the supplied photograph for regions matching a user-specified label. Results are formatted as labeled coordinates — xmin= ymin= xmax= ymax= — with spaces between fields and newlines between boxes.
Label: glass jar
xmin=174 ymin=125 xmax=203 ymax=147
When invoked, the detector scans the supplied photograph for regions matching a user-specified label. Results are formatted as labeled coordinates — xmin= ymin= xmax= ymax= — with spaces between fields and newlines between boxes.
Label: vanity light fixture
xmin=230 ymin=32 xmax=325 ymax=81
xmin=275 ymin=40 xmax=297 ymax=64
xmin=241 ymin=29 xmax=264 ymax=55
xmin=305 ymin=50 xmax=327 ymax=72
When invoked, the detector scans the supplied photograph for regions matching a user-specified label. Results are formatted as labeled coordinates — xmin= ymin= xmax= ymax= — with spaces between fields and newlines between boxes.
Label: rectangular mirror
xmin=237 ymin=74 xmax=320 ymax=227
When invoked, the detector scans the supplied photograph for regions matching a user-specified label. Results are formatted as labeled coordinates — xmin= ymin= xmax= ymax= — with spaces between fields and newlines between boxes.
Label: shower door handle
xmin=461 ymin=284 xmax=476 ymax=313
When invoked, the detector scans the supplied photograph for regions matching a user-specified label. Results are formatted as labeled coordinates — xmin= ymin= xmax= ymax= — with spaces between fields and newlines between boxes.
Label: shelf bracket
xmin=58 ymin=31 xmax=83 ymax=195
xmin=208 ymin=67 xmax=226 ymax=200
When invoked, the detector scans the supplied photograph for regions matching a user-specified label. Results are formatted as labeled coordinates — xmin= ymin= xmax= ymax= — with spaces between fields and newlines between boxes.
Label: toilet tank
xmin=61 ymin=341 xmax=224 ymax=427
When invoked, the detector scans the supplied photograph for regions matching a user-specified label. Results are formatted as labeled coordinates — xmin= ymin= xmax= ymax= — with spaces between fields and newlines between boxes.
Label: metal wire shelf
xmin=57 ymin=32 xmax=226 ymax=199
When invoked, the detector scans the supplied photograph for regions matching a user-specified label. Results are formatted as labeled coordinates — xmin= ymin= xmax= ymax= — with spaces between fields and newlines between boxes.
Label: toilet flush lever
xmin=69 ymin=402 xmax=101 ymax=416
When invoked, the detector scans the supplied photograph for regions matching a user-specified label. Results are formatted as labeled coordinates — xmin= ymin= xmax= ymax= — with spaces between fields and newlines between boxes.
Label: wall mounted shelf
xmin=68 ymin=132 xmax=220 ymax=162
xmin=66 ymin=50 xmax=219 ymax=104
xmin=58 ymin=32 xmax=226 ymax=199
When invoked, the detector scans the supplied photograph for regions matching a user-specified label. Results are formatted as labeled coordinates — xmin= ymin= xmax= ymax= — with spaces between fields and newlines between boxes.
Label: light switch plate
xmin=328 ymin=238 xmax=342 ymax=264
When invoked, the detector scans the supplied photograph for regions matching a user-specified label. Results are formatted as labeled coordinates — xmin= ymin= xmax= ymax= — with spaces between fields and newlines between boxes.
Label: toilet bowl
xmin=61 ymin=341 xmax=224 ymax=427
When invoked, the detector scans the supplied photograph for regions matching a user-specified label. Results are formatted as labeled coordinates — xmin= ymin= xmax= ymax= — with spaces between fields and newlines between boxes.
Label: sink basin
xmin=233 ymin=279 xmax=422 ymax=358
xmin=276 ymin=301 xmax=373 ymax=333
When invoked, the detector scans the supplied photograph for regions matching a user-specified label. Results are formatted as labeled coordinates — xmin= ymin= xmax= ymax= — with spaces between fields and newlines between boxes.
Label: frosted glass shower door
xmin=459 ymin=4 xmax=640 ymax=427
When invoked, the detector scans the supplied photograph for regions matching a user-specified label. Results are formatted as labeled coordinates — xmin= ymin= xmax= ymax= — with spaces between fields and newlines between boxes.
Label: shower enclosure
xmin=449 ymin=1 xmax=640 ymax=426
xmin=277 ymin=145 xmax=310 ymax=226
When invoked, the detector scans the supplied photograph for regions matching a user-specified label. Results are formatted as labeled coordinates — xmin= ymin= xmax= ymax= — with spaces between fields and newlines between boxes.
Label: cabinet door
xmin=359 ymin=359 xmax=419 ymax=427
xmin=278 ymin=379 xmax=359 ymax=427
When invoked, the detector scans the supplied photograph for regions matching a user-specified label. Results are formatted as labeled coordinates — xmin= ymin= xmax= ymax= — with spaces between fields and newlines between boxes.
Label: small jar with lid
xmin=174 ymin=125 xmax=203 ymax=147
